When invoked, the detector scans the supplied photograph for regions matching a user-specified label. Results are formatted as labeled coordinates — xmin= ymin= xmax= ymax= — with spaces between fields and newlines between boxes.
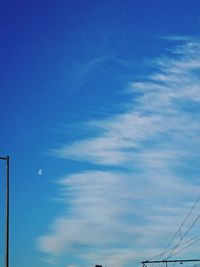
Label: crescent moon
xmin=38 ymin=169 xmax=43 ymax=176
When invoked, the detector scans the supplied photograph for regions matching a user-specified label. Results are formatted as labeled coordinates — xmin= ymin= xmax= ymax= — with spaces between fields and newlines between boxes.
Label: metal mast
xmin=0 ymin=156 xmax=10 ymax=267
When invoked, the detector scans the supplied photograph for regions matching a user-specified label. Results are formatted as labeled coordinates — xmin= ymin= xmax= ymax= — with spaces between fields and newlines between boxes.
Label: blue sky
xmin=1 ymin=1 xmax=200 ymax=267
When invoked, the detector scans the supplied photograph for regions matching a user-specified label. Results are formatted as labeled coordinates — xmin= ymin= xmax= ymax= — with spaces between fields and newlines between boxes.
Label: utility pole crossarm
xmin=141 ymin=259 xmax=200 ymax=264
xmin=141 ymin=258 xmax=200 ymax=267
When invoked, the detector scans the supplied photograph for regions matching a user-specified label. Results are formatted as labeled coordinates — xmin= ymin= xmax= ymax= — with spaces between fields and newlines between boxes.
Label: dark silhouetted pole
xmin=0 ymin=156 xmax=9 ymax=267
xmin=5 ymin=156 xmax=9 ymax=267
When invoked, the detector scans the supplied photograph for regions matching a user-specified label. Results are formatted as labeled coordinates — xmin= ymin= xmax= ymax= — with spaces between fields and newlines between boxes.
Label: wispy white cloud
xmin=38 ymin=39 xmax=200 ymax=267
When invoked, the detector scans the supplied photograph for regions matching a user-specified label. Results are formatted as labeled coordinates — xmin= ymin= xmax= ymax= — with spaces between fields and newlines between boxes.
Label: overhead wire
xmin=164 ymin=194 xmax=200 ymax=252
xmin=146 ymin=194 xmax=200 ymax=262
xmin=165 ymin=213 xmax=200 ymax=259
xmin=146 ymin=236 xmax=200 ymax=262
xmin=165 ymin=236 xmax=200 ymax=259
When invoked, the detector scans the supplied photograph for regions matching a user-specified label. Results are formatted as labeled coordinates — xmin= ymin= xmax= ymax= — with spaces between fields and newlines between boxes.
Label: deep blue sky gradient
xmin=1 ymin=1 xmax=200 ymax=267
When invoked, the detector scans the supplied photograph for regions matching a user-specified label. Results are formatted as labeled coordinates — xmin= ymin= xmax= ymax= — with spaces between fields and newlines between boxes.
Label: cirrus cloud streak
xmin=38 ymin=39 xmax=200 ymax=267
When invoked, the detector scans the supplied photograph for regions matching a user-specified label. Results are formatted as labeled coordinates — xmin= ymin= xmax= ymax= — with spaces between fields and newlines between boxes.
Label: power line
xmin=147 ymin=236 xmax=200 ymax=262
xmin=165 ymin=195 xmax=200 ymax=252
xmin=165 ymin=236 xmax=200 ymax=259
xmin=165 ymin=213 xmax=200 ymax=259
xmin=146 ymin=194 xmax=200 ymax=262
